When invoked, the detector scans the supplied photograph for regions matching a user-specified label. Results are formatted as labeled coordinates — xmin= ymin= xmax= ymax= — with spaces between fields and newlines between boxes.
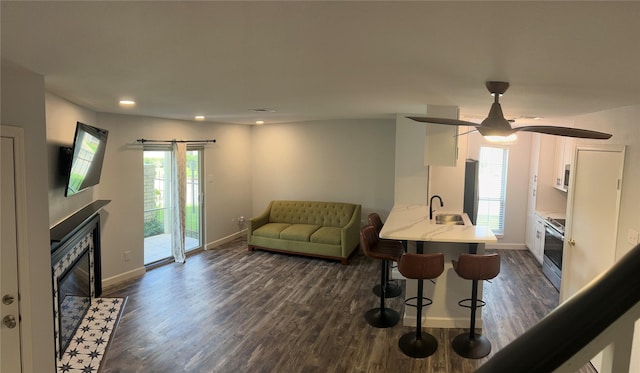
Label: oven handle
xmin=544 ymin=223 xmax=564 ymax=241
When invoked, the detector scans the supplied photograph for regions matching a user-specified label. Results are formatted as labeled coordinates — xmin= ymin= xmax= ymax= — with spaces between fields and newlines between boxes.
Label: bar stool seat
xmin=368 ymin=213 xmax=403 ymax=298
xmin=451 ymin=253 xmax=501 ymax=359
xmin=397 ymin=252 xmax=445 ymax=358
xmin=360 ymin=225 xmax=404 ymax=328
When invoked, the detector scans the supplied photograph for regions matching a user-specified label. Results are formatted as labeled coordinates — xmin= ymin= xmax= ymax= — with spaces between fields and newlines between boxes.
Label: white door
xmin=1 ymin=130 xmax=23 ymax=372
xmin=561 ymin=145 xmax=625 ymax=372
xmin=561 ymin=145 xmax=625 ymax=302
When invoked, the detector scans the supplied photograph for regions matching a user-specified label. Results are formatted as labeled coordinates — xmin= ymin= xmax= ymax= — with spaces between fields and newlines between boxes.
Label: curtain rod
xmin=136 ymin=138 xmax=216 ymax=144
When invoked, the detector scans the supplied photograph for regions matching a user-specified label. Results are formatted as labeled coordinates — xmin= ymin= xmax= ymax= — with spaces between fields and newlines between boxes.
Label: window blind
xmin=477 ymin=146 xmax=509 ymax=235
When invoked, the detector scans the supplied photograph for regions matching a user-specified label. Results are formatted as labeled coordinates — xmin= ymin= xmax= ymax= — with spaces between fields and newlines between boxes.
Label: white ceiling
xmin=2 ymin=1 xmax=640 ymax=126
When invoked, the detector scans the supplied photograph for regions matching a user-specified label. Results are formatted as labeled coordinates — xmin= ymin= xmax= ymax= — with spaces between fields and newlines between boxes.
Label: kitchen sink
xmin=435 ymin=213 xmax=465 ymax=225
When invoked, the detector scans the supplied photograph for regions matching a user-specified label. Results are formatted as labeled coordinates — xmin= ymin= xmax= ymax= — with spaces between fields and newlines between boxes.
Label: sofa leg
xmin=341 ymin=258 xmax=349 ymax=265
xmin=248 ymin=245 xmax=255 ymax=252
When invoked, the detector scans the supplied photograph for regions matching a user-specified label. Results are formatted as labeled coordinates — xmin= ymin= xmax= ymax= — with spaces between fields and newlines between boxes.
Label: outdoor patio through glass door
xmin=143 ymin=148 xmax=203 ymax=264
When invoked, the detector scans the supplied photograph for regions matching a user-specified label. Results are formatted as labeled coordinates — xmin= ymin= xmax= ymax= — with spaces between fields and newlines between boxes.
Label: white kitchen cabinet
xmin=532 ymin=214 xmax=546 ymax=265
xmin=553 ymin=137 xmax=575 ymax=192
xmin=525 ymin=212 xmax=537 ymax=253
xmin=525 ymin=133 xmax=565 ymax=264
xmin=525 ymin=135 xmax=540 ymax=254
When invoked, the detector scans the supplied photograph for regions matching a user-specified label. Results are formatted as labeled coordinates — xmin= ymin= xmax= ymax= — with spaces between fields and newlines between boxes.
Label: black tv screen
xmin=63 ymin=122 xmax=109 ymax=197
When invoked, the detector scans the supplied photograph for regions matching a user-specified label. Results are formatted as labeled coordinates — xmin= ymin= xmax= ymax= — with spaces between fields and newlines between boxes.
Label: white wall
xmin=429 ymin=127 xmax=469 ymax=213
xmin=1 ymin=63 xmax=56 ymax=372
xmin=467 ymin=131 xmax=532 ymax=247
xmin=574 ymin=104 xmax=640 ymax=372
xmin=43 ymin=95 xmax=253 ymax=283
xmin=46 ymin=93 xmax=98 ymax=225
xmin=93 ymin=113 xmax=253 ymax=281
xmin=250 ymin=119 xmax=396 ymax=222
xmin=394 ymin=115 xmax=428 ymax=205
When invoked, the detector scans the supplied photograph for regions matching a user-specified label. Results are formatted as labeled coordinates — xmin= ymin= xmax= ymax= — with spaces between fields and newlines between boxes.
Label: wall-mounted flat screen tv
xmin=63 ymin=122 xmax=109 ymax=197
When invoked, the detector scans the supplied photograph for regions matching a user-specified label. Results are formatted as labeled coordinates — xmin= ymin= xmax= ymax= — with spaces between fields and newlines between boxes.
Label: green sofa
xmin=248 ymin=200 xmax=362 ymax=265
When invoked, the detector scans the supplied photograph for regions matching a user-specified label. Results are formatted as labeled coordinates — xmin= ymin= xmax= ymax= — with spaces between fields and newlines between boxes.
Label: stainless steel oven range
xmin=542 ymin=217 xmax=565 ymax=290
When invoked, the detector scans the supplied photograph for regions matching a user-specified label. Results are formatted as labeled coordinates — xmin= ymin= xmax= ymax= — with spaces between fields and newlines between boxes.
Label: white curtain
xmin=171 ymin=142 xmax=187 ymax=263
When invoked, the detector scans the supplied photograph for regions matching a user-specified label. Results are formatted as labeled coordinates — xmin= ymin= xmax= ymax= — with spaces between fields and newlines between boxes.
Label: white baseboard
xmin=102 ymin=267 xmax=146 ymax=289
xmin=205 ymin=229 xmax=247 ymax=250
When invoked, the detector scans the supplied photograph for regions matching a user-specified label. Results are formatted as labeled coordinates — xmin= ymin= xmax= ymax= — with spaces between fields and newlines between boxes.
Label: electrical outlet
xmin=124 ymin=250 xmax=131 ymax=262
xmin=627 ymin=229 xmax=639 ymax=245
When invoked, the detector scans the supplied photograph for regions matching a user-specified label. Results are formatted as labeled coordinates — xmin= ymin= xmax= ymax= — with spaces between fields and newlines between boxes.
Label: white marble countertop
xmin=535 ymin=209 xmax=566 ymax=220
xmin=379 ymin=204 xmax=497 ymax=243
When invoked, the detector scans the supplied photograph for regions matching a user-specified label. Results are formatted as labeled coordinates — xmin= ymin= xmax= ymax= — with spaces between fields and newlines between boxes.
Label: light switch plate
xmin=627 ymin=229 xmax=639 ymax=245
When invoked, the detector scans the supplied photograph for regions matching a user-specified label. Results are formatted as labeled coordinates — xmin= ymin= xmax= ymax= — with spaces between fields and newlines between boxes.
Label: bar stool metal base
xmin=452 ymin=332 xmax=492 ymax=359
xmin=398 ymin=331 xmax=438 ymax=358
xmin=372 ymin=281 xmax=402 ymax=298
xmin=364 ymin=308 xmax=400 ymax=328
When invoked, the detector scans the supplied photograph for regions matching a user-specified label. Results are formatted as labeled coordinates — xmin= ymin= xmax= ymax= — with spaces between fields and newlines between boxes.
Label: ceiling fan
xmin=408 ymin=81 xmax=612 ymax=140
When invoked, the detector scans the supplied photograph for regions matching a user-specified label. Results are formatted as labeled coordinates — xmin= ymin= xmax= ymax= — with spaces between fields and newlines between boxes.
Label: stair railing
xmin=476 ymin=243 xmax=640 ymax=373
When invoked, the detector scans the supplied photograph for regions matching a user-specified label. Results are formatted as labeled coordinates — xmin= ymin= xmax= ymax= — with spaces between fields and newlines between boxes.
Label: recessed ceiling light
xmin=250 ymin=108 xmax=276 ymax=113
xmin=195 ymin=115 xmax=205 ymax=121
xmin=119 ymin=99 xmax=136 ymax=106
xmin=256 ymin=120 xmax=264 ymax=125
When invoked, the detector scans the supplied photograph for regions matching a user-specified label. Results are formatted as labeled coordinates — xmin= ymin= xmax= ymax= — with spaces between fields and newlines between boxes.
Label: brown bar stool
xmin=397 ymin=252 xmax=445 ymax=358
xmin=368 ymin=213 xmax=403 ymax=299
xmin=360 ymin=225 xmax=404 ymax=328
xmin=451 ymin=253 xmax=501 ymax=359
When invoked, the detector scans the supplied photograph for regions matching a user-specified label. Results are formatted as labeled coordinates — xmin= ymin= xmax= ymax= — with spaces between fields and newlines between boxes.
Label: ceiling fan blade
xmin=514 ymin=126 xmax=612 ymax=140
xmin=407 ymin=116 xmax=479 ymax=127
xmin=456 ymin=128 xmax=479 ymax=137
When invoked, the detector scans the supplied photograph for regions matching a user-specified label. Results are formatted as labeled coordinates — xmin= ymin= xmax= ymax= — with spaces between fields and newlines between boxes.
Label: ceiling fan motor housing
xmin=486 ymin=81 xmax=510 ymax=95
xmin=479 ymin=82 xmax=515 ymax=136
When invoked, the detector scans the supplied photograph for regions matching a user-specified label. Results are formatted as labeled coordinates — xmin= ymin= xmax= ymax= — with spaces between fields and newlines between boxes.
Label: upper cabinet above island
xmin=423 ymin=105 xmax=459 ymax=167
xmin=553 ymin=136 xmax=575 ymax=192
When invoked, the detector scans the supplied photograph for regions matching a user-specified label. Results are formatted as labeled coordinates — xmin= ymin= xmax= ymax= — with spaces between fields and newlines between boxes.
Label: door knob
xmin=2 ymin=294 xmax=15 ymax=305
xmin=3 ymin=315 xmax=17 ymax=329
xmin=568 ymin=238 xmax=576 ymax=246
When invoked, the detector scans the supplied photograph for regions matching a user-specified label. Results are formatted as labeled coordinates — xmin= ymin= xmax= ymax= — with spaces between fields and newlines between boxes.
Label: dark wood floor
xmin=101 ymin=238 xmax=595 ymax=373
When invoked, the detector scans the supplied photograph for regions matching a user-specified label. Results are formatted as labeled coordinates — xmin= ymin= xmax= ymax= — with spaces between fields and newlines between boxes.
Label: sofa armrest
xmin=341 ymin=204 xmax=362 ymax=257
xmin=248 ymin=201 xmax=273 ymax=235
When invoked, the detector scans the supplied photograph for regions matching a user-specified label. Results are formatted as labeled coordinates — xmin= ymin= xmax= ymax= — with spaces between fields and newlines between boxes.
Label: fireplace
xmin=50 ymin=201 xmax=108 ymax=359
xmin=56 ymin=244 xmax=92 ymax=356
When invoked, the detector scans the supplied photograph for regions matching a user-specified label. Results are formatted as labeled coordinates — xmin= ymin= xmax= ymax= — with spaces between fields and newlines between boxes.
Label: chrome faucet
xmin=429 ymin=195 xmax=443 ymax=220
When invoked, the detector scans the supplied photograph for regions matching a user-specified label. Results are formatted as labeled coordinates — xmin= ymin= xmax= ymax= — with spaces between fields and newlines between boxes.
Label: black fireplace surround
xmin=50 ymin=200 xmax=109 ymax=358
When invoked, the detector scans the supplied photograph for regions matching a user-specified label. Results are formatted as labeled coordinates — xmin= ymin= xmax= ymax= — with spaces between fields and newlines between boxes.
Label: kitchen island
xmin=380 ymin=204 xmax=497 ymax=328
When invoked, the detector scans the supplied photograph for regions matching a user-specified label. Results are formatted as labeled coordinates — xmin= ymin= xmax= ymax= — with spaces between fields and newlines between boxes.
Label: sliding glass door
xmin=143 ymin=148 xmax=203 ymax=264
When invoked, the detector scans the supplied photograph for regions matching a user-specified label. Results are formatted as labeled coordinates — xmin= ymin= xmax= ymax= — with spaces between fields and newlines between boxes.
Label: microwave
xmin=563 ymin=164 xmax=570 ymax=189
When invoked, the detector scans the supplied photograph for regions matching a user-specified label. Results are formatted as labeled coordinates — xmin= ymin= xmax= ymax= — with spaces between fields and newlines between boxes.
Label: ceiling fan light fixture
xmin=484 ymin=134 xmax=518 ymax=145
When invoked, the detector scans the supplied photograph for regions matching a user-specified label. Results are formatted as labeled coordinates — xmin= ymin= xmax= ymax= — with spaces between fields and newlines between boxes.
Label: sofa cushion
xmin=280 ymin=224 xmax=321 ymax=242
xmin=310 ymin=226 xmax=342 ymax=245
xmin=269 ymin=201 xmax=356 ymax=227
xmin=253 ymin=223 xmax=291 ymax=239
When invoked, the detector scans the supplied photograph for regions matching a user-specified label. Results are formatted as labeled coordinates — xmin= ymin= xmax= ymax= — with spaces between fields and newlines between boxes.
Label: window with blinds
xmin=477 ymin=146 xmax=508 ymax=235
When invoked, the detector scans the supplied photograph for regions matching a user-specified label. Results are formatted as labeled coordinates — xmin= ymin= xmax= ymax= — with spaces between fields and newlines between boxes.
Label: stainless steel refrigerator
xmin=463 ymin=159 xmax=479 ymax=225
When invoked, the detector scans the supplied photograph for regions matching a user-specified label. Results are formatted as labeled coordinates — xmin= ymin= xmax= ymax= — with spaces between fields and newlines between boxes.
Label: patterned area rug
xmin=57 ymin=297 xmax=126 ymax=373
